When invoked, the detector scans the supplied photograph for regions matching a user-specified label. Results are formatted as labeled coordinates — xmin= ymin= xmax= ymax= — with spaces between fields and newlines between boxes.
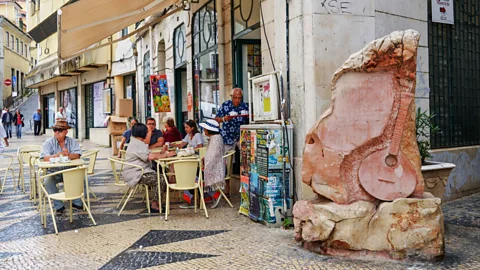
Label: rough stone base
xmin=293 ymin=193 xmax=444 ymax=261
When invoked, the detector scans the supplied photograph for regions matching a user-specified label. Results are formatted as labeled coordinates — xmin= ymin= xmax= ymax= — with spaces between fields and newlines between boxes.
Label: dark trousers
xmin=3 ymin=123 xmax=12 ymax=138
xmin=34 ymin=120 xmax=41 ymax=135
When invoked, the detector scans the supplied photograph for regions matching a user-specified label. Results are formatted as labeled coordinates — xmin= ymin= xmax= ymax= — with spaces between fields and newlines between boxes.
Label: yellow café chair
xmin=17 ymin=145 xmax=42 ymax=194
xmin=108 ymin=157 xmax=151 ymax=216
xmin=212 ymin=150 xmax=235 ymax=209
xmin=82 ymin=149 xmax=100 ymax=198
xmin=162 ymin=159 xmax=208 ymax=221
xmin=0 ymin=153 xmax=16 ymax=194
xmin=39 ymin=166 xmax=96 ymax=235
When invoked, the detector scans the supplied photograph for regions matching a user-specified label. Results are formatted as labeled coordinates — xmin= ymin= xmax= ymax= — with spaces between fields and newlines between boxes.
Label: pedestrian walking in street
xmin=14 ymin=110 xmax=24 ymax=139
xmin=33 ymin=109 xmax=42 ymax=136
xmin=0 ymin=122 xmax=9 ymax=154
xmin=1 ymin=108 xmax=13 ymax=138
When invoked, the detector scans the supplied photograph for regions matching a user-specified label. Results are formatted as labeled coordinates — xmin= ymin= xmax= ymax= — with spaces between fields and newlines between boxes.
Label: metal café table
xmin=36 ymin=159 xmax=86 ymax=225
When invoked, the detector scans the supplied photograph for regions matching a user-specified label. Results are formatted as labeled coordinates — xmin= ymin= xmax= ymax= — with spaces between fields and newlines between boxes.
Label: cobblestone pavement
xmin=0 ymin=135 xmax=480 ymax=269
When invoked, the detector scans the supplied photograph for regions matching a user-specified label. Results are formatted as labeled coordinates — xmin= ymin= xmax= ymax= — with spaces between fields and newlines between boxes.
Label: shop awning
xmin=58 ymin=0 xmax=181 ymax=59
xmin=28 ymin=0 xmax=78 ymax=43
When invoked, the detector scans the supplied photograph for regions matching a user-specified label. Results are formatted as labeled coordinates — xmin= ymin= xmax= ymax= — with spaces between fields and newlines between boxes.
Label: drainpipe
xmin=285 ymin=0 xmax=291 ymax=120
xmin=216 ymin=0 xmax=226 ymax=101
xmin=149 ymin=26 xmax=157 ymax=128
xmin=108 ymin=35 xmax=113 ymax=88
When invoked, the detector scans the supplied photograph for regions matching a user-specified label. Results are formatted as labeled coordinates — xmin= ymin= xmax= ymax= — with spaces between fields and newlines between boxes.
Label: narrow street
xmin=0 ymin=135 xmax=478 ymax=269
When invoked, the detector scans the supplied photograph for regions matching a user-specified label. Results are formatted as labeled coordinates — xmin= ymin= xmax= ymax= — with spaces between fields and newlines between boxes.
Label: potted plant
xmin=416 ymin=108 xmax=455 ymax=201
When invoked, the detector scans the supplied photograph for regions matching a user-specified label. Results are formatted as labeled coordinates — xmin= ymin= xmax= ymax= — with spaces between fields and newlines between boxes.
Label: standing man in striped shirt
xmin=39 ymin=120 xmax=82 ymax=213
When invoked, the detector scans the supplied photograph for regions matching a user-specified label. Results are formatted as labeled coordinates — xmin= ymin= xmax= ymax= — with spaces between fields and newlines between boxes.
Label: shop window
xmin=60 ymin=88 xmax=77 ymax=132
xmin=174 ymin=24 xmax=186 ymax=67
xmin=193 ymin=1 xmax=218 ymax=122
xmin=121 ymin=27 xmax=128 ymax=37
xmin=232 ymin=0 xmax=261 ymax=37
xmin=85 ymin=81 xmax=107 ymax=128
xmin=44 ymin=93 xmax=55 ymax=130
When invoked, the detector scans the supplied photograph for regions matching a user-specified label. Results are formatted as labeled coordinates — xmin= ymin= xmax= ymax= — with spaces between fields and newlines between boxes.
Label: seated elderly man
xmin=40 ymin=120 xmax=82 ymax=213
xmin=122 ymin=123 xmax=175 ymax=212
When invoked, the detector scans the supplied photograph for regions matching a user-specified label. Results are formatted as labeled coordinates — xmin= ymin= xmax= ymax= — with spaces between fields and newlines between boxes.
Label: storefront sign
xmin=187 ymin=92 xmax=193 ymax=112
xmin=150 ymin=74 xmax=171 ymax=113
xmin=432 ymin=0 xmax=454 ymax=24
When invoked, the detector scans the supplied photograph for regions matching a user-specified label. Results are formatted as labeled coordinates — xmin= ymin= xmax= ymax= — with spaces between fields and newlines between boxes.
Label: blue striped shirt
xmin=40 ymin=136 xmax=82 ymax=172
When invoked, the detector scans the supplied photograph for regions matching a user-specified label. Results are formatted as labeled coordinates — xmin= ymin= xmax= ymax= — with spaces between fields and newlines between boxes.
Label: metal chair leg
xmin=144 ymin=185 xmax=150 ymax=214
xmin=116 ymin=188 xmax=130 ymax=209
xmin=118 ymin=186 xmax=137 ymax=216
xmin=46 ymin=197 xmax=58 ymax=235
xmin=81 ymin=198 xmax=96 ymax=225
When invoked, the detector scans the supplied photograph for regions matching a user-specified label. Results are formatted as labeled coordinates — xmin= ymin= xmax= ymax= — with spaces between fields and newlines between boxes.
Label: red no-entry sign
xmin=4 ymin=79 xmax=12 ymax=87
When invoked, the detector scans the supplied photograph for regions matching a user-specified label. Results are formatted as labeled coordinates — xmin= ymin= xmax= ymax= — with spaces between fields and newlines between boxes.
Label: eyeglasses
xmin=53 ymin=128 xmax=65 ymax=133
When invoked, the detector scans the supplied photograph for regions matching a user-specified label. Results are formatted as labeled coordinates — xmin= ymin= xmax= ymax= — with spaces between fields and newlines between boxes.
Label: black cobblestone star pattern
xmin=0 ymin=191 xmax=153 ymax=242
xmin=100 ymin=230 xmax=228 ymax=269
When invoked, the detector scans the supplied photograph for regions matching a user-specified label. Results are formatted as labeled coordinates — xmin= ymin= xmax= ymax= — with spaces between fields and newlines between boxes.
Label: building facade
xmin=0 ymin=0 xmax=30 ymax=108
xmin=26 ymin=0 xmax=480 ymax=201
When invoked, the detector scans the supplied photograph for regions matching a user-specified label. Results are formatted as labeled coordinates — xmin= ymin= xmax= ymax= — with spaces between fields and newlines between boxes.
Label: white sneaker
xmin=179 ymin=203 xmax=195 ymax=209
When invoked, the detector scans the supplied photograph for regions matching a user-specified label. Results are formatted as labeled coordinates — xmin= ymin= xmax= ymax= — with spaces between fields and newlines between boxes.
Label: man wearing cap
xmin=40 ymin=120 xmax=82 ymax=213
xmin=215 ymin=88 xmax=249 ymax=151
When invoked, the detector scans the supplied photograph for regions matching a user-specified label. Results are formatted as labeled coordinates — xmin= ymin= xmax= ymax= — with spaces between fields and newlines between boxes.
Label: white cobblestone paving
xmin=0 ymin=135 xmax=479 ymax=269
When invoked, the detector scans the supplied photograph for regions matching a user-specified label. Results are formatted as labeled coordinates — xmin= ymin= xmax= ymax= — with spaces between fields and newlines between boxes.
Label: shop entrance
xmin=123 ymin=74 xmax=136 ymax=118
xmin=174 ymin=67 xmax=187 ymax=135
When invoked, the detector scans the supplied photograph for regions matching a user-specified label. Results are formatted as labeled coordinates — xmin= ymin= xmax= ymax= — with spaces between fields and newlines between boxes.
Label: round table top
xmin=37 ymin=159 xmax=85 ymax=169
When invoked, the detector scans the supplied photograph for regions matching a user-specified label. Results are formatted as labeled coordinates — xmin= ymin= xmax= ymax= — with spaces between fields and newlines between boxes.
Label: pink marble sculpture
xmin=302 ymin=29 xmax=424 ymax=204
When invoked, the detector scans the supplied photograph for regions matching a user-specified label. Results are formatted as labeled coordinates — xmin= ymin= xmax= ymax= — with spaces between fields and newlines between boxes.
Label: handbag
xmin=21 ymin=121 xmax=25 ymax=127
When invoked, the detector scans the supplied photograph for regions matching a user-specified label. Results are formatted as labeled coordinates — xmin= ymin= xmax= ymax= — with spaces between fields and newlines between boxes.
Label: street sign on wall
xmin=4 ymin=79 xmax=12 ymax=86
xmin=432 ymin=0 xmax=454 ymax=24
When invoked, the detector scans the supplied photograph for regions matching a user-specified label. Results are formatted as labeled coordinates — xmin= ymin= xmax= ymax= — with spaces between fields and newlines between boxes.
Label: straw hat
xmin=51 ymin=120 xmax=71 ymax=129
xmin=199 ymin=119 xmax=220 ymax=132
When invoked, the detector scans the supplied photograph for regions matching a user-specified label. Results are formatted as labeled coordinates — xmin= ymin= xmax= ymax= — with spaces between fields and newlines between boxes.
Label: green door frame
xmin=174 ymin=67 xmax=187 ymax=135
xmin=233 ymin=39 xmax=261 ymax=90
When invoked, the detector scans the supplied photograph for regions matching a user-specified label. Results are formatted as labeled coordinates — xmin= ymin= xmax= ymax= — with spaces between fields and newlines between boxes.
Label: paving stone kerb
xmin=0 ymin=135 xmax=479 ymax=269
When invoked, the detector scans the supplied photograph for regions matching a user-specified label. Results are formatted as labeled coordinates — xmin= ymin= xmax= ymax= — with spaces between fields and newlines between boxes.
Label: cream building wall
xmin=0 ymin=16 xmax=31 ymax=108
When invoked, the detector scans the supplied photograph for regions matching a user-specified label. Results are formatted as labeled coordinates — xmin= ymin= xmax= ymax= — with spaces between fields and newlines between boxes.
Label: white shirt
xmin=55 ymin=111 xmax=66 ymax=120
xmin=0 ymin=123 xmax=7 ymax=151
xmin=182 ymin=133 xmax=204 ymax=148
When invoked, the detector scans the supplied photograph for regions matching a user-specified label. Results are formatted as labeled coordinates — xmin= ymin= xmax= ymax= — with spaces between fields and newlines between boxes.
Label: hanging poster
xmin=150 ymin=74 xmax=171 ymax=113
xmin=93 ymin=81 xmax=106 ymax=127
xmin=187 ymin=92 xmax=193 ymax=112
xmin=60 ymin=88 xmax=77 ymax=129
xmin=431 ymin=0 xmax=454 ymax=24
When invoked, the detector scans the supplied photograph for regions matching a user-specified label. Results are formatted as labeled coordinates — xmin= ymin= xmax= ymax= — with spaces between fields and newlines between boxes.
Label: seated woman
xmin=118 ymin=118 xmax=138 ymax=158
xmin=122 ymin=123 xmax=176 ymax=212
xmin=182 ymin=119 xmax=225 ymax=209
xmin=171 ymin=119 xmax=204 ymax=149
xmin=162 ymin=116 xmax=182 ymax=144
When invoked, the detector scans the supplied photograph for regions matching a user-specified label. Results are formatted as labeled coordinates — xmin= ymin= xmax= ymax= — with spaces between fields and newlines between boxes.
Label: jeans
xmin=16 ymin=124 xmax=22 ymax=138
xmin=44 ymin=173 xmax=83 ymax=210
xmin=3 ymin=123 xmax=12 ymax=138
xmin=34 ymin=120 xmax=41 ymax=135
